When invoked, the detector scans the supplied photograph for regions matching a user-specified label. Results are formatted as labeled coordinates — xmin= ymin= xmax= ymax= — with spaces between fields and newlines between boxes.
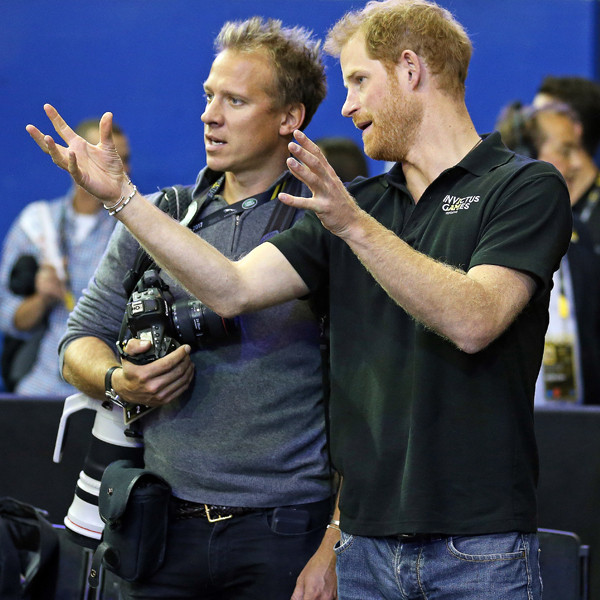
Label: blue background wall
xmin=1 ymin=0 xmax=598 ymax=249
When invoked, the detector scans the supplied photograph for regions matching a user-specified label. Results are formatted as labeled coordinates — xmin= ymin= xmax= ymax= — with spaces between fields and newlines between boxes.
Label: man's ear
xmin=398 ymin=49 xmax=422 ymax=89
xmin=280 ymin=103 xmax=306 ymax=136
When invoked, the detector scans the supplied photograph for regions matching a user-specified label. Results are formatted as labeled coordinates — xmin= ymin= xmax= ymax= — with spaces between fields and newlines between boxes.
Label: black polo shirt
xmin=270 ymin=132 xmax=572 ymax=537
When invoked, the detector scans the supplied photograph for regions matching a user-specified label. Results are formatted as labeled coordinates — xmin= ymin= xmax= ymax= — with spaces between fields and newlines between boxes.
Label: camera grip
xmin=118 ymin=335 xmax=180 ymax=365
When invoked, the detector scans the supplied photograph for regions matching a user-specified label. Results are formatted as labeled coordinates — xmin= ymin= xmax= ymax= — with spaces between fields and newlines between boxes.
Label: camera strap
xmin=123 ymin=173 xmax=296 ymax=297
xmin=189 ymin=176 xmax=288 ymax=233
xmin=121 ymin=171 xmax=299 ymax=317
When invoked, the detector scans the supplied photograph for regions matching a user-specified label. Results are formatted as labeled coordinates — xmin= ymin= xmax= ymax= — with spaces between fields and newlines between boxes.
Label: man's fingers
xmin=25 ymin=124 xmax=46 ymax=150
xmin=127 ymin=343 xmax=192 ymax=377
xmin=278 ymin=190 xmax=313 ymax=210
xmin=124 ymin=338 xmax=152 ymax=356
xmin=99 ymin=112 xmax=115 ymax=146
xmin=285 ymin=153 xmax=337 ymax=200
xmin=139 ymin=356 xmax=195 ymax=406
xmin=27 ymin=105 xmax=88 ymax=166
xmin=293 ymin=128 xmax=322 ymax=154
xmin=286 ymin=156 xmax=313 ymax=188
xmin=156 ymin=345 xmax=192 ymax=373
xmin=68 ymin=150 xmax=85 ymax=184
xmin=286 ymin=154 xmax=331 ymax=195
xmin=288 ymin=133 xmax=339 ymax=192
xmin=44 ymin=135 xmax=69 ymax=171
xmin=290 ymin=583 xmax=304 ymax=600
xmin=289 ymin=141 xmax=324 ymax=173
xmin=44 ymin=103 xmax=77 ymax=144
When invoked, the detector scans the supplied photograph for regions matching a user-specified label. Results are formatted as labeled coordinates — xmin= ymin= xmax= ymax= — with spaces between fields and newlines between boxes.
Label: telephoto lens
xmin=54 ymin=393 xmax=144 ymax=547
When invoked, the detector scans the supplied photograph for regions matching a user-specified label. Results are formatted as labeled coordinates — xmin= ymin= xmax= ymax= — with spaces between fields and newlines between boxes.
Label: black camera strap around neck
xmin=189 ymin=176 xmax=289 ymax=233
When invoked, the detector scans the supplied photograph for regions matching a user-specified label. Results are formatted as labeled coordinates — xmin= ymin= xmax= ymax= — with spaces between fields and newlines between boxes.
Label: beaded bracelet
xmin=103 ymin=179 xmax=138 ymax=216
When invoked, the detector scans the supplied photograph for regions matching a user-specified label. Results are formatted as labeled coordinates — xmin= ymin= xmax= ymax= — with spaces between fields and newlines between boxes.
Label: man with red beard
xmin=28 ymin=1 xmax=571 ymax=598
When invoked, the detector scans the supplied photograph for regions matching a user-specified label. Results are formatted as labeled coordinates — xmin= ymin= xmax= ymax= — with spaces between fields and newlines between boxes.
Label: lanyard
xmin=190 ymin=176 xmax=288 ymax=233
xmin=578 ymin=170 xmax=600 ymax=223
xmin=57 ymin=201 xmax=76 ymax=310
xmin=557 ymin=264 xmax=570 ymax=320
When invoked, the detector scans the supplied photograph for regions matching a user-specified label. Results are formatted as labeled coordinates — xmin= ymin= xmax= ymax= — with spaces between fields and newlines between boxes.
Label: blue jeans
xmin=335 ymin=531 xmax=542 ymax=600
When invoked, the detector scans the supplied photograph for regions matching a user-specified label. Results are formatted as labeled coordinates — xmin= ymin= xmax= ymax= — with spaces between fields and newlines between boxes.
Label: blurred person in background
xmin=0 ymin=118 xmax=130 ymax=395
xmin=534 ymin=76 xmax=600 ymax=252
xmin=497 ymin=100 xmax=600 ymax=405
xmin=315 ymin=136 xmax=369 ymax=183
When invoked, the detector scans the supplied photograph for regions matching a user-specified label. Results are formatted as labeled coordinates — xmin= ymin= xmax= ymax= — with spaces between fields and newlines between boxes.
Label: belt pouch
xmin=88 ymin=459 xmax=171 ymax=588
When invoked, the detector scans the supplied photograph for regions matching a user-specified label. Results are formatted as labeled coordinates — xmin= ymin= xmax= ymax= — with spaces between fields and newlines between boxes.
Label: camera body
xmin=120 ymin=269 xmax=238 ymax=365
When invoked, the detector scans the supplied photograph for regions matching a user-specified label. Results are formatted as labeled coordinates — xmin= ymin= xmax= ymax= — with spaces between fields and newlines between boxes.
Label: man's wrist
xmin=326 ymin=519 xmax=340 ymax=531
xmin=104 ymin=364 xmax=124 ymax=406
xmin=102 ymin=178 xmax=137 ymax=215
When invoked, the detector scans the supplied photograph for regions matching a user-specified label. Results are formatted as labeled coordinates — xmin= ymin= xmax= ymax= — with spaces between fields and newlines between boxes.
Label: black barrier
xmin=2 ymin=395 xmax=600 ymax=597
xmin=0 ymin=394 xmax=96 ymax=524
xmin=534 ymin=404 xmax=600 ymax=600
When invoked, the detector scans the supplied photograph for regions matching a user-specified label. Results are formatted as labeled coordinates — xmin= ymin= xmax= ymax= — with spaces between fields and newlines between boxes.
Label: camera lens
xmin=171 ymin=299 xmax=237 ymax=346
xmin=55 ymin=395 xmax=143 ymax=548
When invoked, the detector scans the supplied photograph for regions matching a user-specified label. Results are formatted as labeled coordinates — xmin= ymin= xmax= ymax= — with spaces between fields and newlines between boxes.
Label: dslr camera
xmin=119 ymin=269 xmax=238 ymax=365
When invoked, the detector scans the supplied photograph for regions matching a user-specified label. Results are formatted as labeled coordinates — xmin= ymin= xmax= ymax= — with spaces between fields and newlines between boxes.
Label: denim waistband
xmin=396 ymin=533 xmax=448 ymax=543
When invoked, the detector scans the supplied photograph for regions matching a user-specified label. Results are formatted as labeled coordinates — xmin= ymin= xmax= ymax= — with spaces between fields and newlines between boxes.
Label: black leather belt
xmin=171 ymin=497 xmax=256 ymax=522
xmin=171 ymin=495 xmax=332 ymax=524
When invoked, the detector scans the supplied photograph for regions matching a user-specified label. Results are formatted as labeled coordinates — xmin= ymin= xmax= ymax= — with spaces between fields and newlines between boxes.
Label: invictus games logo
xmin=442 ymin=194 xmax=480 ymax=214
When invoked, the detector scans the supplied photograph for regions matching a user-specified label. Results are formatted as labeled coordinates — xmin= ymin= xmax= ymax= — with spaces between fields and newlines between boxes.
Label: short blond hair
xmin=325 ymin=0 xmax=472 ymax=97
xmin=216 ymin=17 xmax=326 ymax=130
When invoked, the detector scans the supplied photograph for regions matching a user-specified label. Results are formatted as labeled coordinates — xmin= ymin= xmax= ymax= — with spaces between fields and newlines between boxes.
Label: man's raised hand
xmin=278 ymin=129 xmax=363 ymax=240
xmin=26 ymin=104 xmax=127 ymax=204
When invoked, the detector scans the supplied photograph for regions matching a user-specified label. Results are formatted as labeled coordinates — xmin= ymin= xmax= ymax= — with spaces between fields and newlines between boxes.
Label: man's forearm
xmin=113 ymin=190 xmax=247 ymax=316
xmin=282 ymin=130 xmax=537 ymax=353
xmin=62 ymin=336 xmax=120 ymax=400
xmin=27 ymin=108 xmax=306 ymax=317
xmin=341 ymin=210 xmax=535 ymax=353
xmin=111 ymin=190 xmax=308 ymax=317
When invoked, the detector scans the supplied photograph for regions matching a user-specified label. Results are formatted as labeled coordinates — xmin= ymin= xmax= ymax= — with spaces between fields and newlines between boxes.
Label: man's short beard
xmin=365 ymin=78 xmax=423 ymax=163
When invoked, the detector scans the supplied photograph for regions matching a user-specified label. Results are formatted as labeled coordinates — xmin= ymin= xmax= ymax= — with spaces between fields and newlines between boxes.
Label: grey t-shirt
xmin=59 ymin=169 xmax=331 ymax=506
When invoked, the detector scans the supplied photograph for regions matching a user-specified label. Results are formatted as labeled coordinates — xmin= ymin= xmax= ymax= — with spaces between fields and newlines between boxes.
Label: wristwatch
xmin=104 ymin=365 xmax=124 ymax=407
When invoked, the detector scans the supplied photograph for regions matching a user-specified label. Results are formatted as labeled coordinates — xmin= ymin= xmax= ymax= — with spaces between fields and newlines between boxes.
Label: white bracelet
xmin=327 ymin=519 xmax=341 ymax=531
xmin=104 ymin=179 xmax=137 ymax=215
xmin=109 ymin=184 xmax=137 ymax=216
xmin=103 ymin=178 xmax=132 ymax=209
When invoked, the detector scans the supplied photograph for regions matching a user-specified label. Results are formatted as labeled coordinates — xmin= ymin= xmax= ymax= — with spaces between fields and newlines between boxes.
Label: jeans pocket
xmin=446 ymin=532 xmax=527 ymax=562
xmin=333 ymin=530 xmax=355 ymax=556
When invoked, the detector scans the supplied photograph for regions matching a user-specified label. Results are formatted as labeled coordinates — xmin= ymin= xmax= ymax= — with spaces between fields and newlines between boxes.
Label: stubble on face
xmin=364 ymin=74 xmax=424 ymax=163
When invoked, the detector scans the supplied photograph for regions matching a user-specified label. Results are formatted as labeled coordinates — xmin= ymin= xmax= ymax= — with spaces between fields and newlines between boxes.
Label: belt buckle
xmin=204 ymin=504 xmax=233 ymax=522
xmin=399 ymin=533 xmax=422 ymax=542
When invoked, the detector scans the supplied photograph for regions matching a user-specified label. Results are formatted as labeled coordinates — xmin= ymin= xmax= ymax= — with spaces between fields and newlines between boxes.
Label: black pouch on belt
xmin=88 ymin=459 xmax=171 ymax=588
